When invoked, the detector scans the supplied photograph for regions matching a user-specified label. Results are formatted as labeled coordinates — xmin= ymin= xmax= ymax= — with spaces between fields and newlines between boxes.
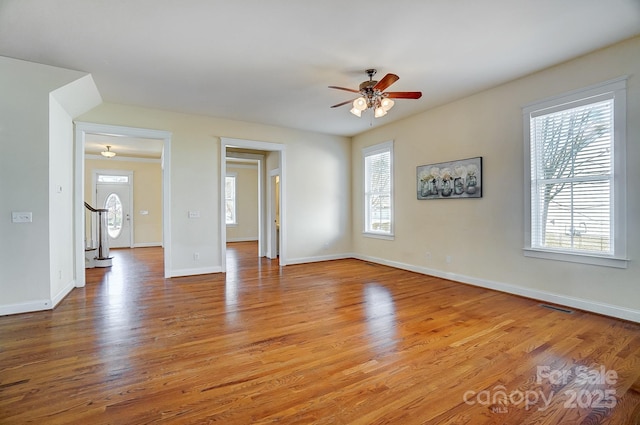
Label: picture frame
xmin=417 ymin=157 xmax=482 ymax=199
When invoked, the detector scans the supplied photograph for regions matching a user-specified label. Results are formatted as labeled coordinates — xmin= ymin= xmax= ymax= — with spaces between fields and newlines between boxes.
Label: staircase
xmin=84 ymin=202 xmax=113 ymax=268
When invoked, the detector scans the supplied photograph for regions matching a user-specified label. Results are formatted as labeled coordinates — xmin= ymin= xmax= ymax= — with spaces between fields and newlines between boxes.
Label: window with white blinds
xmin=363 ymin=141 xmax=394 ymax=238
xmin=523 ymin=78 xmax=627 ymax=268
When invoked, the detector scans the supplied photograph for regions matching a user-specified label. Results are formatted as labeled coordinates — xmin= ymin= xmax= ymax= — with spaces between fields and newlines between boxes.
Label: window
xmin=225 ymin=173 xmax=237 ymax=225
xmin=97 ymin=175 xmax=129 ymax=184
xmin=363 ymin=141 xmax=394 ymax=238
xmin=523 ymin=78 xmax=627 ymax=268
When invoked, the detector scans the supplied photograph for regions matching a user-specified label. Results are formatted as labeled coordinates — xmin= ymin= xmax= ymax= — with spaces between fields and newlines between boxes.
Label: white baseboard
xmin=286 ymin=253 xmax=352 ymax=265
xmin=353 ymin=253 xmax=640 ymax=323
xmin=51 ymin=280 xmax=76 ymax=308
xmin=133 ymin=242 xmax=163 ymax=248
xmin=1 ymin=279 xmax=76 ymax=316
xmin=0 ymin=299 xmax=52 ymax=316
xmin=227 ymin=237 xmax=258 ymax=243
xmin=170 ymin=266 xmax=223 ymax=277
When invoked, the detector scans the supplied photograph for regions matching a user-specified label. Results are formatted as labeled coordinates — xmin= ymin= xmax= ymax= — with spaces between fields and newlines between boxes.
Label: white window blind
xmin=363 ymin=141 xmax=393 ymax=237
xmin=225 ymin=174 xmax=237 ymax=225
xmin=523 ymin=77 xmax=627 ymax=268
xmin=530 ymin=98 xmax=613 ymax=253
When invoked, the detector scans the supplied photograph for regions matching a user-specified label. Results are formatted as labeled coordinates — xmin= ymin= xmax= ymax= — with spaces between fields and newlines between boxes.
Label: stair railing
xmin=84 ymin=202 xmax=111 ymax=260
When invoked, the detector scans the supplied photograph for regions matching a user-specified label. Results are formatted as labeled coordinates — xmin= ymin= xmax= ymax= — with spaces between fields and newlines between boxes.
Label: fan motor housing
xmin=359 ymin=80 xmax=377 ymax=91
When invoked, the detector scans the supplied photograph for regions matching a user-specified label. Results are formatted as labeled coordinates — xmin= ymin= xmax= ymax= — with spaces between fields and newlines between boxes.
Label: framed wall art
xmin=417 ymin=157 xmax=482 ymax=200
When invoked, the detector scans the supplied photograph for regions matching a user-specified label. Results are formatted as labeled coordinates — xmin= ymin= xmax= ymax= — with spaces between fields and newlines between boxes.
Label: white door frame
xmin=267 ymin=169 xmax=280 ymax=259
xmin=93 ymin=169 xmax=134 ymax=248
xmin=74 ymin=122 xmax=172 ymax=285
xmin=220 ymin=137 xmax=286 ymax=272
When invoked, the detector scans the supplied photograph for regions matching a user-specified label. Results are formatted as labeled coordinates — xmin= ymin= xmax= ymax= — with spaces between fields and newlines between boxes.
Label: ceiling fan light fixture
xmin=381 ymin=98 xmax=395 ymax=111
xmin=353 ymin=97 xmax=367 ymax=111
xmin=329 ymin=69 xmax=421 ymax=119
xmin=101 ymin=145 xmax=116 ymax=158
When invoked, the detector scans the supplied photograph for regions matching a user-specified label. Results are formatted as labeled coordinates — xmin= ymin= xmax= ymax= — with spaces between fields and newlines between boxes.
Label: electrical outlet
xmin=425 ymin=251 xmax=432 ymax=261
xmin=446 ymin=255 xmax=453 ymax=264
xmin=193 ymin=252 xmax=200 ymax=260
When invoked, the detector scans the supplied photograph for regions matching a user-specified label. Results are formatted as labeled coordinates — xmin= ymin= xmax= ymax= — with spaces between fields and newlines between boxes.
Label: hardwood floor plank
xmin=1 ymin=242 xmax=639 ymax=424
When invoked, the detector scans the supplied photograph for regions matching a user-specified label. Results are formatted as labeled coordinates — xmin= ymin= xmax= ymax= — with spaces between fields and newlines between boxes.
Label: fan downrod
xmin=360 ymin=69 xmax=378 ymax=91
xmin=365 ymin=69 xmax=377 ymax=80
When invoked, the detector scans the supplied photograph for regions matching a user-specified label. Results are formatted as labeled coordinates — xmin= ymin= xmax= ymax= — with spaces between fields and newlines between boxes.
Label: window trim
xmin=522 ymin=77 xmax=628 ymax=268
xmin=225 ymin=172 xmax=237 ymax=226
xmin=362 ymin=140 xmax=394 ymax=239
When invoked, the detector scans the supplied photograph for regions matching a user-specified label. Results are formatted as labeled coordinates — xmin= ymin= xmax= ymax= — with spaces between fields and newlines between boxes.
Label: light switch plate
xmin=12 ymin=212 xmax=32 ymax=223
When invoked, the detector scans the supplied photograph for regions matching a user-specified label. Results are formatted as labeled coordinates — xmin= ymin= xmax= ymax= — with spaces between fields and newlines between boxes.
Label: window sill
xmin=226 ymin=223 xmax=237 ymax=227
xmin=363 ymin=232 xmax=395 ymax=241
xmin=523 ymin=248 xmax=628 ymax=269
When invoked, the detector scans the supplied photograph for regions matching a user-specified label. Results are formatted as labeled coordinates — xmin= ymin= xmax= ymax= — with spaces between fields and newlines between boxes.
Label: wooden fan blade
xmin=373 ymin=73 xmax=399 ymax=91
xmin=331 ymin=99 xmax=356 ymax=108
xmin=328 ymin=86 xmax=360 ymax=94
xmin=386 ymin=91 xmax=422 ymax=99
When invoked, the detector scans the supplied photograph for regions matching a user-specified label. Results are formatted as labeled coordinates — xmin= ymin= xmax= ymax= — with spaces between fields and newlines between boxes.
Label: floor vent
xmin=540 ymin=304 xmax=574 ymax=314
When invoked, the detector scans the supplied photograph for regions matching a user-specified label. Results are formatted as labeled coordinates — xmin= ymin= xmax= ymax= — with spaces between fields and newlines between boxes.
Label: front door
xmin=96 ymin=176 xmax=132 ymax=248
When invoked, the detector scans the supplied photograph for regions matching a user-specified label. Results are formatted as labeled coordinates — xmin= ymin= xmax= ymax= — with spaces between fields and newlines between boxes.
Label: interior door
xmin=96 ymin=182 xmax=132 ymax=248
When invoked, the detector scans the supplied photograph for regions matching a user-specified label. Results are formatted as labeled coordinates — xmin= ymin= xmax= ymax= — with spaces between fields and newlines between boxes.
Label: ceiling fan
xmin=329 ymin=69 xmax=422 ymax=118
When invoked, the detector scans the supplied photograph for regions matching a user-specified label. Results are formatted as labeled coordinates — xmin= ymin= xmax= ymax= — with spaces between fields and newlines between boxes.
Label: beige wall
xmin=352 ymin=36 xmax=640 ymax=318
xmin=226 ymin=164 xmax=259 ymax=242
xmin=84 ymin=157 xmax=163 ymax=246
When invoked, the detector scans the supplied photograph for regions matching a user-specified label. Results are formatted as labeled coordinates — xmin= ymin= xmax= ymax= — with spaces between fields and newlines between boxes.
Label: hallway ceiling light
xmin=101 ymin=145 xmax=116 ymax=158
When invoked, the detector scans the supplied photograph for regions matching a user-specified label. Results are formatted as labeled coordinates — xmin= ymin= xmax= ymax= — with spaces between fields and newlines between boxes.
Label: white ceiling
xmin=84 ymin=134 xmax=164 ymax=159
xmin=1 ymin=0 xmax=639 ymax=137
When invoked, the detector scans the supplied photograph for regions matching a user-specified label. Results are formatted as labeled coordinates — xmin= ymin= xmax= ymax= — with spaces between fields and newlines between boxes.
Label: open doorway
xmin=225 ymin=152 xmax=261 ymax=247
xmin=220 ymin=137 xmax=286 ymax=272
xmin=74 ymin=122 xmax=172 ymax=287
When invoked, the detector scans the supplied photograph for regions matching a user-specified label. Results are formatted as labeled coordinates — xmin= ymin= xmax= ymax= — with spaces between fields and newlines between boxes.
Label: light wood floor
xmin=1 ymin=242 xmax=639 ymax=424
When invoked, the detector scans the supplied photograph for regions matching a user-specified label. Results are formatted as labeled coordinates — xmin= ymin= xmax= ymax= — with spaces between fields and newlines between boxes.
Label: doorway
xmin=74 ymin=122 xmax=172 ymax=286
xmin=220 ymin=137 xmax=287 ymax=273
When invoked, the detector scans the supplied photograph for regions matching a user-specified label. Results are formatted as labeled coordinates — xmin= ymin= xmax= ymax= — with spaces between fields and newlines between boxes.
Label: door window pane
xmin=105 ymin=193 xmax=123 ymax=238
